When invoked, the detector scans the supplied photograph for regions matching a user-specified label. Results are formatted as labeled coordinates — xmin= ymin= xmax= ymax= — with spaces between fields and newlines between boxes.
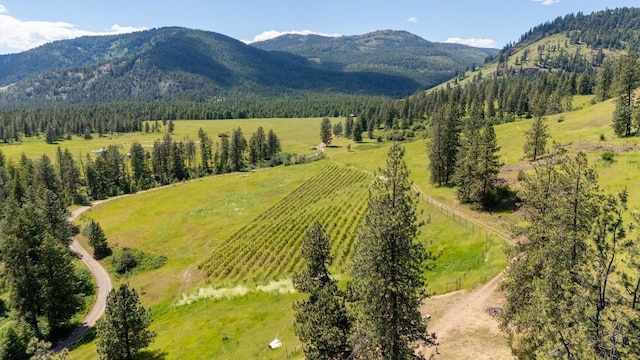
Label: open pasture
xmin=0 ymin=117 xmax=330 ymax=162
xmin=68 ymin=122 xmax=508 ymax=359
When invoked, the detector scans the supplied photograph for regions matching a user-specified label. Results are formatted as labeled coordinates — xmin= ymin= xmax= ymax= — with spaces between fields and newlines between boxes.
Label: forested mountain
xmin=420 ymin=7 xmax=640 ymax=125
xmin=0 ymin=27 xmax=429 ymax=107
xmin=0 ymin=27 xmax=496 ymax=108
xmin=252 ymin=30 xmax=498 ymax=89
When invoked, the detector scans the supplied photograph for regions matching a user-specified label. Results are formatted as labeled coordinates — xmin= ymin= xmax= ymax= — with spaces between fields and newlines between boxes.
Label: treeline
xmin=0 ymin=94 xmax=390 ymax=144
xmin=54 ymin=126 xmax=291 ymax=202
xmin=0 ymin=152 xmax=92 ymax=357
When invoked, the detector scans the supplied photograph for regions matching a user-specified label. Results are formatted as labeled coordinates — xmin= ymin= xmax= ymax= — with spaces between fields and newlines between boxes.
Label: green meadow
xmin=54 ymin=115 xmax=509 ymax=359
xmin=2 ymin=93 xmax=633 ymax=359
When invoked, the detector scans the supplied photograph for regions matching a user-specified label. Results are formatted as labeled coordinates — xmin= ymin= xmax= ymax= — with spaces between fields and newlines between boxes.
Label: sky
xmin=0 ymin=0 xmax=638 ymax=55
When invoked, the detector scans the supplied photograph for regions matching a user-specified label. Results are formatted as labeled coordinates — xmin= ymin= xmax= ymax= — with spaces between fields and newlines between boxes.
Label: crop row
xmin=199 ymin=164 xmax=371 ymax=285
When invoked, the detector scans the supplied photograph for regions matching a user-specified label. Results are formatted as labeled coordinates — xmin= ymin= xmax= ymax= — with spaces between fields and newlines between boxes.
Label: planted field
xmin=200 ymin=164 xmax=370 ymax=284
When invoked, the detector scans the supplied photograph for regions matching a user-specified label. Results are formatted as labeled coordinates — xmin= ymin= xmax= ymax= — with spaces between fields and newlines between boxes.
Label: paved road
xmin=54 ymin=205 xmax=113 ymax=352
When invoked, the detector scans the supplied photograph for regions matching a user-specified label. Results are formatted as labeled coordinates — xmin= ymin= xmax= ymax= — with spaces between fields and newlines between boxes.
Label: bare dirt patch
xmin=417 ymin=273 xmax=514 ymax=360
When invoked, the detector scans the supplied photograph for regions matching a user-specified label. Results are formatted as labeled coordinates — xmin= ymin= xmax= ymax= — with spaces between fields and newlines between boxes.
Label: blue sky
xmin=0 ymin=0 xmax=637 ymax=54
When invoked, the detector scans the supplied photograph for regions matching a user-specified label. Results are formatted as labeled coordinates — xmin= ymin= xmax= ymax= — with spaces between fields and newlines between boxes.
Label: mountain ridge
xmin=0 ymin=28 xmax=496 ymax=107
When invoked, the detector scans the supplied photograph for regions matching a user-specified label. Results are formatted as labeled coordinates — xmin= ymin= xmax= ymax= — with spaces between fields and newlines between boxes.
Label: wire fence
xmin=413 ymin=185 xmax=512 ymax=293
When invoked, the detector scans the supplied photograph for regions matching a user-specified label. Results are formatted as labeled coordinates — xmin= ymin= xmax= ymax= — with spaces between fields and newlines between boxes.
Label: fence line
xmin=413 ymin=184 xmax=512 ymax=292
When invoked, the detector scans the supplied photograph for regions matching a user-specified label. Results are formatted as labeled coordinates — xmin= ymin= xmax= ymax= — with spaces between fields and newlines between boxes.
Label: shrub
xmin=114 ymin=248 xmax=138 ymax=274
xmin=601 ymin=150 xmax=615 ymax=163
xmin=517 ymin=170 xmax=527 ymax=182
xmin=599 ymin=133 xmax=606 ymax=141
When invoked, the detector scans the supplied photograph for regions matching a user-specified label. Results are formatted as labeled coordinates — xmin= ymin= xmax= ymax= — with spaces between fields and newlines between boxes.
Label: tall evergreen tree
xmin=248 ymin=126 xmax=268 ymax=166
xmin=333 ymin=121 xmax=343 ymax=138
xmin=351 ymin=143 xmax=435 ymax=359
xmin=344 ymin=116 xmax=354 ymax=138
xmin=86 ymin=220 xmax=110 ymax=260
xmin=476 ymin=121 xmax=503 ymax=207
xmin=129 ymin=142 xmax=152 ymax=191
xmin=96 ymin=284 xmax=156 ymax=360
xmin=56 ymin=147 xmax=82 ymax=206
xmin=320 ymin=117 xmax=333 ymax=145
xmin=523 ymin=116 xmax=549 ymax=161
xmin=266 ymin=129 xmax=281 ymax=161
xmin=292 ymin=222 xmax=351 ymax=360
xmin=454 ymin=104 xmax=483 ymax=203
xmin=429 ymin=103 xmax=461 ymax=186
xmin=612 ymin=55 xmax=640 ymax=137
xmin=198 ymin=128 xmax=213 ymax=175
xmin=229 ymin=127 xmax=247 ymax=172
xmin=352 ymin=118 xmax=363 ymax=143
xmin=595 ymin=58 xmax=615 ymax=102
xmin=501 ymin=150 xmax=600 ymax=357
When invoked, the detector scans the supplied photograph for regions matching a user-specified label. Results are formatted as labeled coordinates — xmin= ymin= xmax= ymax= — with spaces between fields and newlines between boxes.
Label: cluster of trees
xmin=427 ymin=101 xmax=507 ymax=209
xmin=501 ymin=147 xmax=640 ymax=358
xmin=0 ymin=152 xmax=91 ymax=357
xmin=41 ymin=127 xmax=283 ymax=203
xmin=293 ymin=144 xmax=436 ymax=359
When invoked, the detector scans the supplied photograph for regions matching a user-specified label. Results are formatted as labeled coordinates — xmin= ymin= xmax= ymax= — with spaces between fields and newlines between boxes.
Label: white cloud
xmin=445 ymin=37 xmax=498 ymax=48
xmin=243 ymin=30 xmax=342 ymax=44
xmin=0 ymin=5 xmax=146 ymax=53
xmin=406 ymin=17 xmax=418 ymax=23
xmin=531 ymin=0 xmax=560 ymax=5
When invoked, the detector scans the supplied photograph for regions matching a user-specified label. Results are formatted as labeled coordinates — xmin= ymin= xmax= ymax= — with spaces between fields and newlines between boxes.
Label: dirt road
xmin=413 ymin=185 xmax=515 ymax=359
xmin=54 ymin=204 xmax=113 ymax=352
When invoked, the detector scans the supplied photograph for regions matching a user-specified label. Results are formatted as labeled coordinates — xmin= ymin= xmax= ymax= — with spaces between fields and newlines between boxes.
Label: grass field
xmin=62 ymin=115 xmax=509 ymax=359
xmin=2 ymin=92 xmax=629 ymax=359
xmin=0 ymin=117 xmax=329 ymax=162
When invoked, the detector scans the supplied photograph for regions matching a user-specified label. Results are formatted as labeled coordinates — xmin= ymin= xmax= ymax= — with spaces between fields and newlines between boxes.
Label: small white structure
xmin=268 ymin=338 xmax=282 ymax=349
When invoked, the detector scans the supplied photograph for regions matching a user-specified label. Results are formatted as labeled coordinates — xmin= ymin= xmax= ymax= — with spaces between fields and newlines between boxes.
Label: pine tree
xmin=344 ymin=116 xmax=354 ymax=138
xmin=333 ymin=122 xmax=343 ymax=137
xmin=87 ymin=220 xmax=110 ymax=260
xmin=229 ymin=127 xmax=247 ymax=172
xmin=454 ymin=105 xmax=482 ymax=203
xmin=501 ymin=150 xmax=601 ymax=357
xmin=352 ymin=118 xmax=363 ymax=142
xmin=198 ymin=128 xmax=213 ymax=175
xmin=129 ymin=142 xmax=152 ymax=191
xmin=351 ymin=143 xmax=435 ymax=359
xmin=266 ymin=129 xmax=281 ymax=161
xmin=523 ymin=116 xmax=549 ymax=161
xmin=39 ymin=235 xmax=84 ymax=338
xmin=320 ymin=117 xmax=332 ymax=145
xmin=292 ymin=222 xmax=350 ymax=360
xmin=96 ymin=284 xmax=156 ymax=360
xmin=248 ymin=126 xmax=267 ymax=165
xmin=612 ymin=55 xmax=640 ymax=137
xmin=429 ymin=104 xmax=461 ymax=186
xmin=476 ymin=121 xmax=503 ymax=207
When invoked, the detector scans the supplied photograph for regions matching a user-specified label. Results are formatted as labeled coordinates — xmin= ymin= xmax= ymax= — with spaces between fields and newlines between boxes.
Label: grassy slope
xmin=67 ymin=118 xmax=507 ymax=359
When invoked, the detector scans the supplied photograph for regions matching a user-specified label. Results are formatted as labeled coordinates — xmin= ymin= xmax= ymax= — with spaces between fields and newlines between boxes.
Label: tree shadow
xmin=138 ymin=349 xmax=169 ymax=360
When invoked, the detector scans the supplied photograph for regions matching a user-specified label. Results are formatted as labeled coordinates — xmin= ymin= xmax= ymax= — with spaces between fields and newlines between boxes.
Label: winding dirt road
xmin=54 ymin=204 xmax=113 ymax=352
xmin=413 ymin=185 xmax=516 ymax=359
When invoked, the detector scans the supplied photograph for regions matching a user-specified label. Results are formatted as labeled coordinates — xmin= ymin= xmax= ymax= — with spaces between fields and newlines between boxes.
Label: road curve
xmin=54 ymin=204 xmax=113 ymax=352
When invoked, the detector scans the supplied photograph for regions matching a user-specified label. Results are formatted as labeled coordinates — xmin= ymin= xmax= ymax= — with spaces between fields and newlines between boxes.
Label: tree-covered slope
xmin=252 ymin=30 xmax=498 ymax=89
xmin=0 ymin=27 xmax=425 ymax=107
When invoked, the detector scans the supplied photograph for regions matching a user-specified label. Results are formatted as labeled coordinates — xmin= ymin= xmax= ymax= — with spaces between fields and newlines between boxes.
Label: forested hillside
xmin=0 ymin=27 xmax=425 ymax=108
xmin=252 ymin=30 xmax=498 ymax=88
